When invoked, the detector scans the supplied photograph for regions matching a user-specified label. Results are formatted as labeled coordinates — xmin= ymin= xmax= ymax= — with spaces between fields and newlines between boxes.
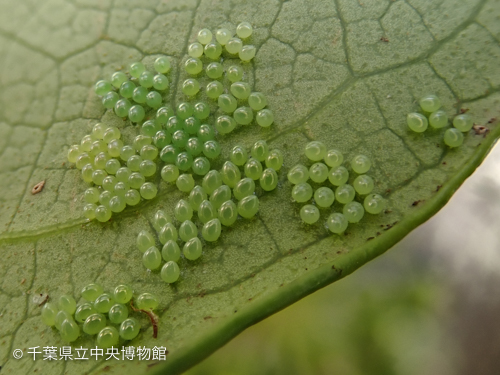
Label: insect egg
xmin=230 ymin=81 xmax=251 ymax=100
xmin=236 ymin=22 xmax=253 ymax=38
xmin=230 ymin=145 xmax=249 ymax=166
xmin=185 ymin=57 xmax=203 ymax=75
xmin=429 ymin=110 xmax=448 ymax=129
xmin=94 ymin=80 xmax=112 ymax=96
xmin=108 ymin=304 xmax=128 ymax=324
xmin=204 ymin=42 xmax=222 ymax=60
xmin=154 ymin=56 xmax=171 ymax=74
xmin=259 ymin=168 xmax=278 ymax=191
xmin=120 ymin=318 xmax=140 ymax=340
xmin=174 ymin=199 xmax=194 ymax=222
xmin=138 ymin=71 xmax=154 ymax=88
xmin=343 ymin=201 xmax=365 ymax=223
xmin=129 ymin=62 xmax=145 ymax=78
xmin=201 ymin=218 xmax=222 ymax=241
xmin=218 ymin=200 xmax=238 ymax=226
xmin=248 ymin=92 xmax=267 ymax=111
xmin=335 ymin=184 xmax=355 ymax=204
xmin=225 ymin=38 xmax=243 ymax=54
xmin=182 ymin=78 xmax=201 ymax=96
xmin=407 ymin=112 xmax=428 ymax=133
xmin=326 ymin=213 xmax=348 ymax=234
xmin=443 ymin=128 xmax=464 ymax=147
xmin=183 ymin=237 xmax=203 ymax=260
xmin=206 ymin=62 xmax=223 ymax=79
xmin=237 ymin=195 xmax=260 ymax=218
xmin=197 ymin=28 xmax=213 ymax=45
xmin=453 ymin=114 xmax=473 ymax=132
xmin=287 ymin=164 xmax=309 ymax=185
xmin=419 ymin=94 xmax=441 ymax=113
xmin=142 ymin=246 xmax=162 ymax=270
xmin=188 ymin=42 xmax=204 ymax=58
xmin=215 ymin=115 xmax=237 ymax=134
xmin=206 ymin=81 xmax=224 ymax=99
xmin=314 ymin=187 xmax=335 ymax=208
xmin=162 ymin=240 xmax=181 ymax=262
xmin=215 ymin=28 xmax=232 ymax=45
xmin=309 ymin=163 xmax=329 ymax=183
xmin=291 ymin=183 xmax=313 ymax=202
xmin=300 ymin=205 xmax=320 ymax=224
xmin=226 ymin=65 xmax=243 ymax=82
xmin=111 ymin=71 xmax=127 ymax=88
xmin=351 ymin=155 xmax=371 ymax=174
xmin=161 ymin=261 xmax=180 ymax=283
xmin=255 ymin=109 xmax=274 ymax=127
xmin=239 ymin=45 xmax=256 ymax=62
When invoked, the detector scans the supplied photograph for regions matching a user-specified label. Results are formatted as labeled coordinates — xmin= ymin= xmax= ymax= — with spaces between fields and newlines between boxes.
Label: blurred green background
xmin=186 ymin=145 xmax=500 ymax=375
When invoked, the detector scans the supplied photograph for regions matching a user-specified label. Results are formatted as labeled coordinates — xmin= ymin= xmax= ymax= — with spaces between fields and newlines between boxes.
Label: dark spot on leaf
xmin=203 ymin=316 xmax=212 ymax=320
xmin=383 ymin=221 xmax=398 ymax=231
xmin=412 ymin=200 xmax=421 ymax=206
xmin=148 ymin=361 xmax=162 ymax=368
xmin=331 ymin=265 xmax=343 ymax=275
xmin=460 ymin=108 xmax=469 ymax=114
xmin=380 ymin=36 xmax=389 ymax=42
xmin=367 ymin=237 xmax=375 ymax=241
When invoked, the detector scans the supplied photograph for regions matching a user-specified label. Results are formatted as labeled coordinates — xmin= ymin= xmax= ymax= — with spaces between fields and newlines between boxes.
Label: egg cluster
xmin=40 ymin=284 xmax=158 ymax=346
xmin=69 ymin=55 xmax=176 ymax=222
xmin=190 ymin=22 xmax=255 ymax=63
xmin=67 ymin=21 xmax=276 ymax=223
xmin=182 ymin=24 xmax=273 ymax=128
xmin=288 ymin=141 xmax=384 ymax=234
xmin=138 ymin=139 xmax=282 ymax=284
xmin=407 ymin=94 xmax=474 ymax=148
xmin=96 ymin=57 xmax=171 ymax=123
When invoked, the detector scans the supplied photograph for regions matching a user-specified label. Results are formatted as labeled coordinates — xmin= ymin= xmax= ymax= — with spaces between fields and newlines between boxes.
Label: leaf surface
xmin=0 ymin=0 xmax=500 ymax=373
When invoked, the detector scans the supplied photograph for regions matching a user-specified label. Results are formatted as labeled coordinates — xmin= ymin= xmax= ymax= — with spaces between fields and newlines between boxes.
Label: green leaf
xmin=1 ymin=0 xmax=499 ymax=373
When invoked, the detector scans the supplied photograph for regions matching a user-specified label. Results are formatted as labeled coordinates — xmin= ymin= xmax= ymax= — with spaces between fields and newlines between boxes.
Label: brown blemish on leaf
xmin=31 ymin=181 xmax=45 ymax=195
xmin=38 ymin=294 xmax=49 ymax=307
xmin=473 ymin=124 xmax=489 ymax=136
